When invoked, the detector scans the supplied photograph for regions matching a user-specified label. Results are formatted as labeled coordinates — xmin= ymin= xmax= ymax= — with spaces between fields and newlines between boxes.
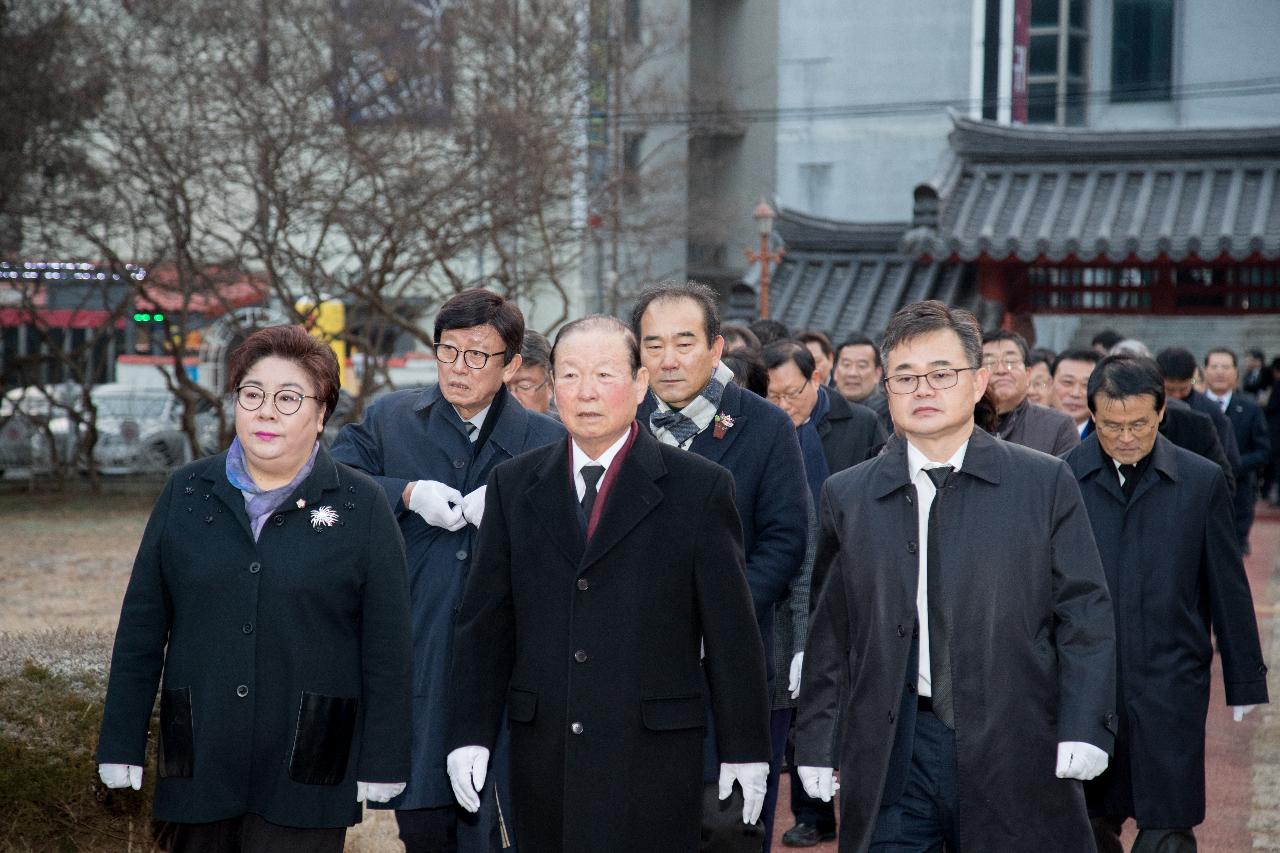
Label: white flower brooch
xmin=310 ymin=506 xmax=339 ymax=529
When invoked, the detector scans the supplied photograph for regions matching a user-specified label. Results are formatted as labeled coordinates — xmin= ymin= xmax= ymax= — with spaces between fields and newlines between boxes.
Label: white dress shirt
xmin=456 ymin=402 xmax=492 ymax=442
xmin=571 ymin=430 xmax=630 ymax=502
xmin=1204 ymin=390 xmax=1232 ymax=412
xmin=906 ymin=439 xmax=969 ymax=698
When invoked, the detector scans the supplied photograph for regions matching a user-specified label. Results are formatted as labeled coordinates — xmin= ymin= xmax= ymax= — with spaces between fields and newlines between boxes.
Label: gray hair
xmin=1108 ymin=338 xmax=1152 ymax=359
xmin=551 ymin=315 xmax=641 ymax=376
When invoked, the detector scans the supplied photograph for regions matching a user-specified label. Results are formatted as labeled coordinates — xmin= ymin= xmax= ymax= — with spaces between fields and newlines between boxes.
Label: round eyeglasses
xmin=434 ymin=343 xmax=506 ymax=370
xmin=235 ymin=386 xmax=319 ymax=416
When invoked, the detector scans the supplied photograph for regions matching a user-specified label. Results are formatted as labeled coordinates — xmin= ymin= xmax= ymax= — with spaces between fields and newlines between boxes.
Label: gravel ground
xmin=3 ymin=488 xmax=1277 ymax=852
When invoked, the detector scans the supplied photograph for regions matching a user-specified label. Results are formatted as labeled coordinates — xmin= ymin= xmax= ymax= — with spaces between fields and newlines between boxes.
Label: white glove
xmin=1055 ymin=741 xmax=1109 ymax=780
xmin=797 ymin=765 xmax=839 ymax=802
xmin=717 ymin=761 xmax=770 ymax=825
xmin=461 ymin=485 xmax=487 ymax=528
xmin=446 ymin=745 xmax=490 ymax=813
xmin=98 ymin=763 xmax=143 ymax=790
xmin=788 ymin=652 xmax=804 ymax=698
xmin=407 ymin=480 xmax=466 ymax=531
xmin=356 ymin=781 xmax=406 ymax=803
xmin=1232 ymin=705 xmax=1258 ymax=722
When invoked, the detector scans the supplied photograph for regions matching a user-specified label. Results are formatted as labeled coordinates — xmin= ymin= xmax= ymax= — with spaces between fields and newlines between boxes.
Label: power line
xmin=601 ymin=75 xmax=1280 ymax=127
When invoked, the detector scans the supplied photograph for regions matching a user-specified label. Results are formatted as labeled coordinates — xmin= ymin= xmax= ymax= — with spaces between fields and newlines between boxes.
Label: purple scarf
xmin=225 ymin=437 xmax=319 ymax=540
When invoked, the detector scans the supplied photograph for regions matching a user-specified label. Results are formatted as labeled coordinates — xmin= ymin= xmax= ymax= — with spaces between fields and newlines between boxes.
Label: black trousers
xmin=868 ymin=704 xmax=959 ymax=852
xmin=397 ymin=806 xmax=459 ymax=853
xmin=1092 ymin=816 xmax=1197 ymax=853
xmin=701 ymin=782 xmax=766 ymax=853
xmin=165 ymin=814 xmax=345 ymax=853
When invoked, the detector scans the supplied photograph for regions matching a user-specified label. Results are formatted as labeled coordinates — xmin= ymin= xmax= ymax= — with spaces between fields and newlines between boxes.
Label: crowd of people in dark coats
xmin=95 ymin=287 xmax=1271 ymax=853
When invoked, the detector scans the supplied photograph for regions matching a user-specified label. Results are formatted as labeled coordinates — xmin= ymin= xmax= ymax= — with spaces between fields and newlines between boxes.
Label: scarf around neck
xmin=225 ymin=436 xmax=319 ymax=540
xmin=650 ymin=361 xmax=735 ymax=448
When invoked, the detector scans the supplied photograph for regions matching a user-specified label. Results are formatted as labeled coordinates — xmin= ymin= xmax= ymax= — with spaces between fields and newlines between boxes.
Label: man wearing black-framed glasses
xmin=796 ymin=300 xmax=1116 ymax=853
xmin=331 ymin=289 xmax=564 ymax=853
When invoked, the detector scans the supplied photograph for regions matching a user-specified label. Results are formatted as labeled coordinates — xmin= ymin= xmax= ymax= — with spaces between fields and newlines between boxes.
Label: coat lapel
xmin=201 ymin=444 xmax=341 ymax=540
xmin=525 ymin=438 xmax=585 ymax=565
xmin=1127 ymin=434 xmax=1180 ymax=507
xmin=579 ymin=429 xmax=665 ymax=573
xmin=203 ymin=455 xmax=254 ymax=540
xmin=687 ymin=381 xmax=745 ymax=465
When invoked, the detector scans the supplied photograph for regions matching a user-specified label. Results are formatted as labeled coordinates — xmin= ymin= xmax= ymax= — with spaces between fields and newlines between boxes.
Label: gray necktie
xmin=581 ymin=465 xmax=605 ymax=522
xmin=926 ymin=465 xmax=955 ymax=729
xmin=463 ymin=421 xmax=478 ymax=442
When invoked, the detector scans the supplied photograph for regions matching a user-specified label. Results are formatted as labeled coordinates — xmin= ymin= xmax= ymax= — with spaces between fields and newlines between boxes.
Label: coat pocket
xmin=507 ymin=687 xmax=538 ymax=723
xmin=640 ymin=694 xmax=706 ymax=731
xmin=288 ymin=692 xmax=358 ymax=786
xmin=158 ymin=687 xmax=195 ymax=778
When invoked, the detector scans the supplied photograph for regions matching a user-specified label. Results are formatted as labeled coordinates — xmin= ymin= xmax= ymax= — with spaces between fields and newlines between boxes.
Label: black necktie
xmin=1118 ymin=463 xmax=1139 ymax=499
xmin=581 ymin=465 xmax=605 ymax=522
xmin=925 ymin=465 xmax=955 ymax=729
xmin=463 ymin=421 xmax=477 ymax=442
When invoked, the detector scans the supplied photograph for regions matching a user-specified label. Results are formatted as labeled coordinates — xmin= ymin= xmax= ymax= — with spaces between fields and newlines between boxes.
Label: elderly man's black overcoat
xmin=796 ymin=428 xmax=1117 ymax=853
xmin=448 ymin=428 xmax=771 ymax=853
xmin=97 ymin=448 xmax=413 ymax=828
xmin=1064 ymin=433 xmax=1268 ymax=827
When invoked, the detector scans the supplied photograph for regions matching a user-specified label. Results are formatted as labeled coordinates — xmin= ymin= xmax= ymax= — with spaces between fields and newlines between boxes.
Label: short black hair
xmin=1051 ymin=348 xmax=1100 ymax=377
xmin=631 ymin=281 xmax=721 ymax=345
xmin=1155 ymin=347 xmax=1197 ymax=382
xmin=551 ymin=315 xmax=641 ymax=376
xmin=761 ymin=339 xmax=816 ymax=381
xmin=749 ymin=318 xmax=792 ymax=347
xmin=1028 ymin=347 xmax=1056 ymax=370
xmin=835 ymin=333 xmax=881 ymax=369
xmin=1204 ymin=347 xmax=1237 ymax=368
xmin=435 ymin=289 xmax=525 ymax=364
xmin=1087 ymin=355 xmax=1166 ymax=414
xmin=981 ymin=329 xmax=1030 ymax=364
xmin=1246 ymin=348 xmax=1264 ymax=361
xmin=796 ymin=329 xmax=834 ymax=359
xmin=720 ymin=323 xmax=762 ymax=354
xmin=721 ymin=347 xmax=769 ymax=398
xmin=881 ymin=300 xmax=983 ymax=370
xmin=1091 ymin=329 xmax=1123 ymax=351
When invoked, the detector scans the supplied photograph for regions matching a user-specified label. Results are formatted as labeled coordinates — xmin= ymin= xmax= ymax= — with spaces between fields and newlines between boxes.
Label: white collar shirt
xmin=571 ymin=430 xmax=630 ymax=502
xmin=906 ymin=438 xmax=970 ymax=698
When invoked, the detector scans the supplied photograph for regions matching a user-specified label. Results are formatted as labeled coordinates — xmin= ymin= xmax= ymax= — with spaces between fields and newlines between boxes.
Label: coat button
xmin=248 ymin=562 xmax=261 ymax=574
xmin=453 ymin=459 xmax=465 ymax=469
xmin=570 ymin=722 xmax=584 ymax=735
xmin=273 ymin=515 xmax=284 ymax=526
xmin=906 ymin=494 xmax=913 ymax=504
xmin=456 ymin=550 xmax=468 ymax=561
xmin=242 ymin=623 xmax=254 ymax=634
xmin=896 ymin=625 xmax=906 ymax=637
xmin=574 ymin=650 xmax=588 ymax=663
xmin=236 ymin=684 xmax=249 ymax=698
xmin=577 ymin=579 xmax=589 ymax=591
xmin=204 ymin=516 xmax=214 ymax=524
xmin=888 ymin=711 xmax=895 ymax=723
xmin=907 ymin=541 xmax=918 ymax=554
xmin=908 ymin=683 xmax=917 ymax=694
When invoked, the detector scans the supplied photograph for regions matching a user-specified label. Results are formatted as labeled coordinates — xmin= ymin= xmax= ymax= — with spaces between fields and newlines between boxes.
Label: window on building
xmin=622 ymin=132 xmax=644 ymax=201
xmin=625 ymin=0 xmax=641 ymax=44
xmin=799 ymin=163 xmax=833 ymax=216
xmin=1111 ymin=0 xmax=1173 ymax=102
xmin=1027 ymin=0 xmax=1089 ymax=126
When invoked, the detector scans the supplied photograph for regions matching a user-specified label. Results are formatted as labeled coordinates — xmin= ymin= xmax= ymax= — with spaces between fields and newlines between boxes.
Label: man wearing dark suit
xmin=796 ymin=300 xmax=1117 ymax=852
xmin=1064 ymin=355 xmax=1268 ymax=853
xmin=761 ymin=339 xmax=885 ymax=848
xmin=833 ymin=333 xmax=893 ymax=435
xmin=1204 ymin=347 xmax=1272 ymax=554
xmin=446 ymin=315 xmax=771 ymax=853
xmin=981 ymin=330 xmax=1079 ymax=455
xmin=331 ymin=289 xmax=565 ymax=852
xmin=1157 ymin=347 xmax=1242 ymax=478
xmin=1050 ymin=348 xmax=1101 ymax=439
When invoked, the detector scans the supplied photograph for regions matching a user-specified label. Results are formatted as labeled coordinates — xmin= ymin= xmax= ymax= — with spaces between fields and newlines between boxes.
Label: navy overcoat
xmin=329 ymin=384 xmax=564 ymax=808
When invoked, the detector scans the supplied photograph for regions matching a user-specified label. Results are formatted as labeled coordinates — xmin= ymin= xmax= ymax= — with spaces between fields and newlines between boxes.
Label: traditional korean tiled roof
xmin=728 ymin=208 xmax=999 ymax=339
xmin=903 ymin=116 xmax=1280 ymax=264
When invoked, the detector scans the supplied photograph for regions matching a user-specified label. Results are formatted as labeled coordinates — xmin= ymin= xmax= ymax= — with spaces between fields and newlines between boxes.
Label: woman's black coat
xmin=97 ymin=447 xmax=413 ymax=828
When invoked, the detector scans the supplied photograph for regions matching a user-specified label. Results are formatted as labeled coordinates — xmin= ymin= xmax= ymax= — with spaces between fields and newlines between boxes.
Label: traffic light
xmin=132 ymin=312 xmax=166 ymax=322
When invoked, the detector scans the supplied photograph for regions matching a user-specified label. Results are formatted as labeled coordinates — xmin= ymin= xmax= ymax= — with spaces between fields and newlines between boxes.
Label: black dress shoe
xmin=781 ymin=823 xmax=837 ymax=847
